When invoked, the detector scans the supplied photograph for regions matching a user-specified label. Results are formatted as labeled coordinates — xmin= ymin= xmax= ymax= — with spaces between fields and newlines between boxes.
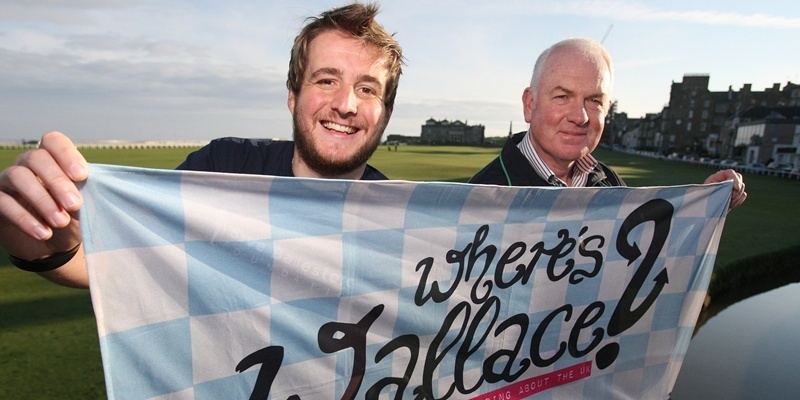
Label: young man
xmin=0 ymin=2 xmax=403 ymax=288
xmin=469 ymin=38 xmax=747 ymax=208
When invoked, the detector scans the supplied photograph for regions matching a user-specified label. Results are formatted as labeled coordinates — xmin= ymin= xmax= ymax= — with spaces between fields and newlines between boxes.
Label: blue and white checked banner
xmin=79 ymin=164 xmax=731 ymax=400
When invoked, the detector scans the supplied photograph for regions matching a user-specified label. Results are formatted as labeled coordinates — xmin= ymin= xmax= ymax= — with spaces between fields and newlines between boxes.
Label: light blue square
xmin=404 ymin=184 xmax=472 ymax=229
xmin=688 ymin=258 xmax=714 ymax=292
xmin=667 ymin=217 xmax=706 ymax=257
xmin=584 ymin=188 xmax=629 ymax=221
xmin=269 ymin=297 xmax=340 ymax=365
xmin=656 ymin=187 xmax=686 ymax=211
xmin=604 ymin=218 xmax=646 ymax=264
xmin=81 ymin=165 xmax=185 ymax=252
xmin=582 ymin=373 xmax=613 ymax=398
xmin=100 ymin=318 xmax=192 ymax=400
xmin=652 ymin=292 xmax=684 ymax=331
xmin=194 ymin=372 xmax=257 ymax=400
xmin=186 ymin=240 xmax=272 ymax=316
xmin=615 ymin=332 xmax=651 ymax=372
xmin=268 ymin=179 xmax=349 ymax=239
xmin=565 ymin=266 xmax=603 ymax=307
xmin=706 ymin=183 xmax=732 ymax=217
xmin=641 ymin=362 xmax=669 ymax=393
xmin=505 ymin=188 xmax=561 ymax=224
xmin=528 ymin=309 xmax=567 ymax=356
xmin=394 ymin=286 xmax=453 ymax=337
xmin=342 ymin=229 xmax=403 ymax=296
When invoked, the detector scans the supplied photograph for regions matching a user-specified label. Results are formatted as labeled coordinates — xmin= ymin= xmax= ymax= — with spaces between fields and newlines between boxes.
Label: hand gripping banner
xmin=79 ymin=164 xmax=731 ymax=400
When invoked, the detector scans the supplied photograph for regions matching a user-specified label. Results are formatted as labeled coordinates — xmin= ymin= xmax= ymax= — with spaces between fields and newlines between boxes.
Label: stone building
xmin=420 ymin=118 xmax=485 ymax=145
xmin=608 ymin=74 xmax=800 ymax=158
xmin=661 ymin=75 xmax=799 ymax=156
xmin=731 ymin=106 xmax=800 ymax=167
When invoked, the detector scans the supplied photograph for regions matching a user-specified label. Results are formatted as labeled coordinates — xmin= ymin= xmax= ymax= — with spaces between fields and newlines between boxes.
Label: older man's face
xmin=523 ymin=47 xmax=612 ymax=173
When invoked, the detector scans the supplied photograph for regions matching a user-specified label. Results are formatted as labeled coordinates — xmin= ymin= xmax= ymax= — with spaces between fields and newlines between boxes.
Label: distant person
xmin=469 ymin=38 xmax=747 ymax=209
xmin=0 ymin=2 xmax=403 ymax=288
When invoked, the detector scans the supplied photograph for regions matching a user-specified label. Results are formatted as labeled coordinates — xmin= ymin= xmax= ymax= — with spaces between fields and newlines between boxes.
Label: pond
xmin=670 ymin=282 xmax=800 ymax=399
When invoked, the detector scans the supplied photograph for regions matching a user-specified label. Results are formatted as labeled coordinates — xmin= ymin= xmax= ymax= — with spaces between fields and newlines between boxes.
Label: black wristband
xmin=8 ymin=243 xmax=81 ymax=273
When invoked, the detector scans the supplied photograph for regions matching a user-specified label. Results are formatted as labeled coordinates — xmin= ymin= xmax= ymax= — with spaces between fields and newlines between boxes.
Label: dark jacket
xmin=469 ymin=132 xmax=625 ymax=187
xmin=177 ymin=137 xmax=387 ymax=180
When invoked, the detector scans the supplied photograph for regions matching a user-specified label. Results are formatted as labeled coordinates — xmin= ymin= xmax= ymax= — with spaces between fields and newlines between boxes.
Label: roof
xmin=736 ymin=106 xmax=800 ymax=121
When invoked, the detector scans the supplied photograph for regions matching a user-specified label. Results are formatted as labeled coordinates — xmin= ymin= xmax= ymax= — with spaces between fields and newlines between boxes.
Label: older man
xmin=0 ymin=2 xmax=403 ymax=288
xmin=470 ymin=38 xmax=747 ymax=207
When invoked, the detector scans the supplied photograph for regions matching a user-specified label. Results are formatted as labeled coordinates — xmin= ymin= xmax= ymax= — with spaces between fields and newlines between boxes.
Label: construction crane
xmin=601 ymin=24 xmax=613 ymax=44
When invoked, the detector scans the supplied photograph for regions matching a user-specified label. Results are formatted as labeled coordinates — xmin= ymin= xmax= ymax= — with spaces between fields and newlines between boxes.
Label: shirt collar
xmin=516 ymin=131 xmax=599 ymax=187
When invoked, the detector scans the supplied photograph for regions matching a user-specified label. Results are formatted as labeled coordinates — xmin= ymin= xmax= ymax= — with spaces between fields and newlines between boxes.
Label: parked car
xmin=719 ymin=159 xmax=739 ymax=167
xmin=768 ymin=162 xmax=794 ymax=172
xmin=746 ymin=162 xmax=767 ymax=170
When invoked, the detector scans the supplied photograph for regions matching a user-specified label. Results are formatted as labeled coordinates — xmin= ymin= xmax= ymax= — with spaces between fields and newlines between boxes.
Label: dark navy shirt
xmin=177 ymin=137 xmax=387 ymax=180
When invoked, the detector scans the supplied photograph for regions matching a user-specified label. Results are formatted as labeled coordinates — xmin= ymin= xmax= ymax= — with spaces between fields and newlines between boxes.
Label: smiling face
xmin=523 ymin=45 xmax=612 ymax=180
xmin=288 ymin=29 xmax=391 ymax=179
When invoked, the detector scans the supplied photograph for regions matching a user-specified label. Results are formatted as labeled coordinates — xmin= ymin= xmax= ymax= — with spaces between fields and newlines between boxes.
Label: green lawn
xmin=0 ymin=143 xmax=797 ymax=399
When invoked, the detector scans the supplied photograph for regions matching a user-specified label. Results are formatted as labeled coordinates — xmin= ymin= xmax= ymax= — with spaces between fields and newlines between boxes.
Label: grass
xmin=369 ymin=145 xmax=500 ymax=182
xmin=0 ymin=143 xmax=797 ymax=398
xmin=0 ymin=268 xmax=105 ymax=398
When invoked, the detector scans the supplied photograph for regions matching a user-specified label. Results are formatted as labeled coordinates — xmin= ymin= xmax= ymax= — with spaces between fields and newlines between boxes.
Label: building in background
xmin=731 ymin=106 xmax=800 ymax=168
xmin=606 ymin=75 xmax=800 ymax=160
xmin=385 ymin=134 xmax=420 ymax=145
xmin=420 ymin=118 xmax=485 ymax=145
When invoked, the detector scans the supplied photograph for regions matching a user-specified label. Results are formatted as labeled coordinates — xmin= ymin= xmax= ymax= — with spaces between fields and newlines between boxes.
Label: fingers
xmin=0 ymin=131 xmax=87 ymax=242
xmin=704 ymin=169 xmax=747 ymax=211
xmin=728 ymin=169 xmax=746 ymax=210
xmin=701 ymin=169 xmax=747 ymax=211
xmin=729 ymin=184 xmax=747 ymax=210
xmin=39 ymin=131 xmax=89 ymax=183
xmin=0 ymin=188 xmax=53 ymax=240
xmin=704 ymin=169 xmax=733 ymax=184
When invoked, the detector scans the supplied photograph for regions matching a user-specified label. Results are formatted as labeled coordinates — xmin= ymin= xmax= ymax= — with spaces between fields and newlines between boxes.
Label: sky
xmin=1 ymin=0 xmax=799 ymax=144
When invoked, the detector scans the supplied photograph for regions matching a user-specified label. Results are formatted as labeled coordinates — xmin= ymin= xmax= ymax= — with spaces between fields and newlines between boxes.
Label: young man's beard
xmin=292 ymin=114 xmax=386 ymax=177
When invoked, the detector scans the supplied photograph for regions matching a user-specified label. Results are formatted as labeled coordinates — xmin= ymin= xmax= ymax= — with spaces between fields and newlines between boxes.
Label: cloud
xmin=391 ymin=1 xmax=800 ymax=30
xmin=546 ymin=1 xmax=800 ymax=29
xmin=2 ymin=0 xmax=798 ymax=143
xmin=0 ymin=44 xmax=289 ymax=141
xmin=0 ymin=0 xmax=137 ymax=23
xmin=1 ymin=44 xmax=282 ymax=93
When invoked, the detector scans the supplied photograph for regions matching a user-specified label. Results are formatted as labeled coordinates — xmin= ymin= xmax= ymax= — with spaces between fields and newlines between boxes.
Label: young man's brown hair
xmin=286 ymin=2 xmax=404 ymax=110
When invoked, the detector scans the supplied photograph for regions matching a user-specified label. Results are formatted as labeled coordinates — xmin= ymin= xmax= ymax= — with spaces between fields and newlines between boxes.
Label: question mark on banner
xmin=596 ymin=199 xmax=674 ymax=370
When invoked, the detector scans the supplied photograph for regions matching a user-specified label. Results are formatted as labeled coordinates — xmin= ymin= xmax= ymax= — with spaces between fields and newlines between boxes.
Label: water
xmin=670 ymin=283 xmax=800 ymax=399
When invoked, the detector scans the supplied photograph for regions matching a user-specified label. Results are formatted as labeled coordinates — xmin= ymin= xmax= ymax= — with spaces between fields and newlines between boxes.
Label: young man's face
xmin=288 ymin=30 xmax=391 ymax=178
xmin=523 ymin=46 xmax=611 ymax=174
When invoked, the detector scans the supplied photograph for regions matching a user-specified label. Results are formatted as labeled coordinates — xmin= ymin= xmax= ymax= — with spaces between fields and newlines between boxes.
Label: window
xmin=794 ymin=125 xmax=800 ymax=146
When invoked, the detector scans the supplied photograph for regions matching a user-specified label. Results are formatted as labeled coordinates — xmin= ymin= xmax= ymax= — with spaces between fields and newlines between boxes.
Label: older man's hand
xmin=705 ymin=169 xmax=747 ymax=211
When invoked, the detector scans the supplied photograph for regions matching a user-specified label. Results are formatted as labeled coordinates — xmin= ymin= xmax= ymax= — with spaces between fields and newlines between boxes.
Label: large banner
xmin=79 ymin=164 xmax=731 ymax=400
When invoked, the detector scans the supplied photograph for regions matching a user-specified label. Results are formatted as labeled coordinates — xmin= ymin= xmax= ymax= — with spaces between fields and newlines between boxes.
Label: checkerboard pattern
xmin=80 ymin=164 xmax=731 ymax=400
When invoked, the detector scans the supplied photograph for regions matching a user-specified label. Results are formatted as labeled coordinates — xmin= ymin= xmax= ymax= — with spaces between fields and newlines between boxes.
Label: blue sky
xmin=1 ymin=0 xmax=799 ymax=143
